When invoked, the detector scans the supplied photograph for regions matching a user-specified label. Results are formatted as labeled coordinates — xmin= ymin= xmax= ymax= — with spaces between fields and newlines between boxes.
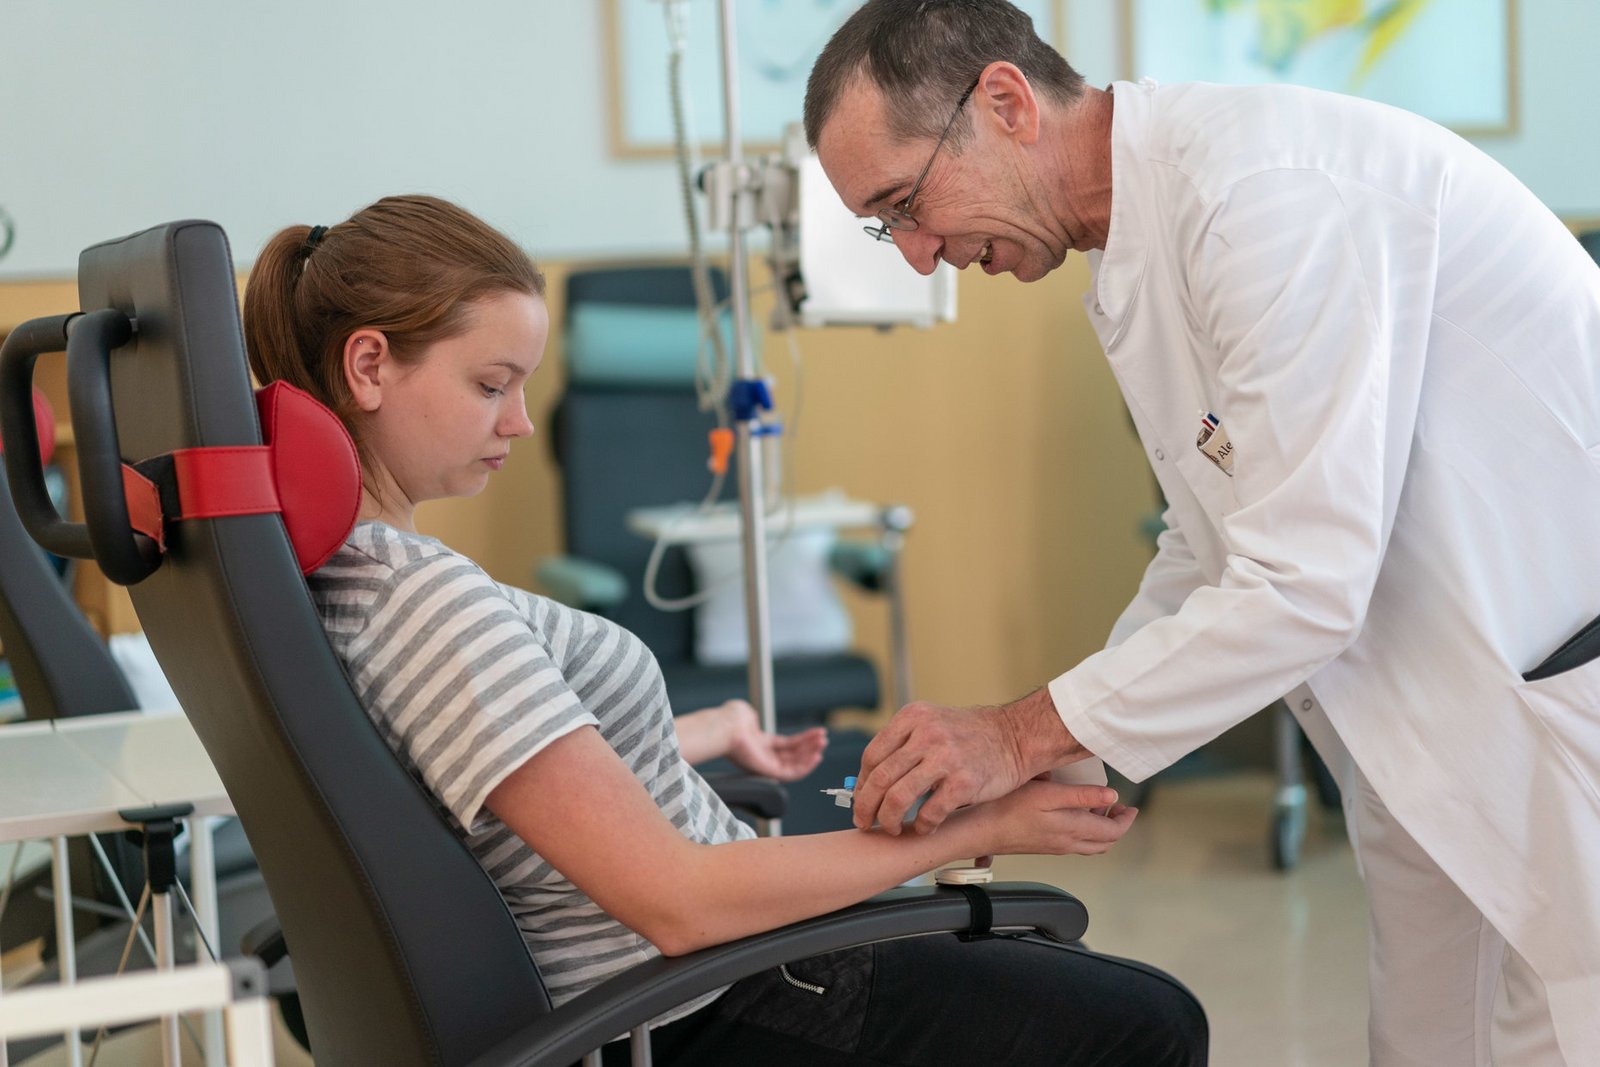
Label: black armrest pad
xmin=702 ymin=773 xmax=788 ymax=819
xmin=467 ymin=882 xmax=1086 ymax=1067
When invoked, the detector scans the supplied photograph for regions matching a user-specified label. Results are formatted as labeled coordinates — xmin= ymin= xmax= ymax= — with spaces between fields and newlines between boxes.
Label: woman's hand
xmin=964 ymin=779 xmax=1137 ymax=859
xmin=721 ymin=699 xmax=828 ymax=782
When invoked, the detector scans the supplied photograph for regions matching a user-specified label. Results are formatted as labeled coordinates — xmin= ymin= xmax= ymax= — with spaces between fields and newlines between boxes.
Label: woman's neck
xmin=359 ymin=487 xmax=416 ymax=533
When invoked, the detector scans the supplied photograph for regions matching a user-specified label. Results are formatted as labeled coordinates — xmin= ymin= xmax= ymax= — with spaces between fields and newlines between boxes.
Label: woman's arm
xmin=486 ymin=726 xmax=1131 ymax=956
xmin=673 ymin=699 xmax=827 ymax=781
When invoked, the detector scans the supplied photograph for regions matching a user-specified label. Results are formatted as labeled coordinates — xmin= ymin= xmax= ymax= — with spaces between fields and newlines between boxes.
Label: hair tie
xmin=302 ymin=225 xmax=329 ymax=258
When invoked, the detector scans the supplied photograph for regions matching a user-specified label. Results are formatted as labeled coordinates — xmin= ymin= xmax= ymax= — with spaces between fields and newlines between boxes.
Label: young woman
xmin=243 ymin=194 xmax=1207 ymax=1066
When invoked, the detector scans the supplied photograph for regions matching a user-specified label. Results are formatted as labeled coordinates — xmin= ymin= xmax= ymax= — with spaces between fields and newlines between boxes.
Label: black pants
xmin=601 ymin=934 xmax=1208 ymax=1066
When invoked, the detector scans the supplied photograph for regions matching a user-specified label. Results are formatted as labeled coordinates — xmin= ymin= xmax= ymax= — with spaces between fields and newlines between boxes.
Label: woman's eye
xmin=480 ymin=384 xmax=504 ymax=398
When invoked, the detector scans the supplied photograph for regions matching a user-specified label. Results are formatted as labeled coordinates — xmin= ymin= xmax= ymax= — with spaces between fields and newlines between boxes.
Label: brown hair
xmin=242 ymin=194 xmax=546 ymax=478
xmin=803 ymin=0 xmax=1085 ymax=151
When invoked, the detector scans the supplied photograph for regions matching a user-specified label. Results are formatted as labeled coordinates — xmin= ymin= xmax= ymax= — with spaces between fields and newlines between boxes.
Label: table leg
xmin=188 ymin=817 xmax=225 ymax=1067
xmin=49 ymin=837 xmax=82 ymax=1067
xmin=151 ymin=890 xmax=178 ymax=1067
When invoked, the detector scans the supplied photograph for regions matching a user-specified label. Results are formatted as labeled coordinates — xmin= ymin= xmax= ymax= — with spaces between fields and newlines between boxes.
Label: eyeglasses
xmin=863 ymin=77 xmax=982 ymax=243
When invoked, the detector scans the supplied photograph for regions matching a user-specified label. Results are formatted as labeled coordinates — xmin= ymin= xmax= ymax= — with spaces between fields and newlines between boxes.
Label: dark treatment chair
xmin=0 ymin=393 xmax=286 ymax=1063
xmin=545 ymin=265 xmax=914 ymax=832
xmin=0 ymin=220 xmax=1088 ymax=1065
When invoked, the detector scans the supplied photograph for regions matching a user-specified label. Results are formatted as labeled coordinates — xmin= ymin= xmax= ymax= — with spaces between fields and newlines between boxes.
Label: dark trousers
xmin=601 ymin=934 xmax=1208 ymax=1066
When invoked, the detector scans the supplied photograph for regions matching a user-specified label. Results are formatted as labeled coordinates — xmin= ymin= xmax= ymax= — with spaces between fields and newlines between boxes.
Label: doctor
xmin=806 ymin=1 xmax=1600 ymax=1064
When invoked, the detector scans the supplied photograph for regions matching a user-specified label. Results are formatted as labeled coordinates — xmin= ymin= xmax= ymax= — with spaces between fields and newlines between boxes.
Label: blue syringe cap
xmin=843 ymin=775 xmax=857 ymax=789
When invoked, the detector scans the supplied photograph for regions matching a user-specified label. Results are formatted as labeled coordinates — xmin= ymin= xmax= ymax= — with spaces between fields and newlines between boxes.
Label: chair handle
xmin=66 ymin=308 xmax=163 ymax=585
xmin=0 ymin=312 xmax=93 ymax=560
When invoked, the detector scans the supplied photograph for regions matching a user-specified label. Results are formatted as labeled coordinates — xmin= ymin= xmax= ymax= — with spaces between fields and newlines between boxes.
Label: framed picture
xmin=1119 ymin=0 xmax=1517 ymax=136
xmin=605 ymin=0 xmax=1062 ymax=158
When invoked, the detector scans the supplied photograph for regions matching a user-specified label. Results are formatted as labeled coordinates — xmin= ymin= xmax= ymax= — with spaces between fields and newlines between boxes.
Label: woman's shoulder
xmin=313 ymin=521 xmax=490 ymax=612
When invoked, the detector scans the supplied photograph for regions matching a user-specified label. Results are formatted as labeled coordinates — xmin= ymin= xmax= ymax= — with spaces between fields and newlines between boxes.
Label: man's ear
xmin=974 ymin=61 xmax=1041 ymax=146
xmin=343 ymin=329 xmax=391 ymax=413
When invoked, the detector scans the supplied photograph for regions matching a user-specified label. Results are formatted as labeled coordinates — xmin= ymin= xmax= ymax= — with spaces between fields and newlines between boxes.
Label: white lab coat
xmin=1047 ymin=80 xmax=1600 ymax=1060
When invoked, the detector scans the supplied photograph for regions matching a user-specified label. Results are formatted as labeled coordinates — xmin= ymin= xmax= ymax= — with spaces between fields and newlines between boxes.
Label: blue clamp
xmin=728 ymin=378 xmax=773 ymax=422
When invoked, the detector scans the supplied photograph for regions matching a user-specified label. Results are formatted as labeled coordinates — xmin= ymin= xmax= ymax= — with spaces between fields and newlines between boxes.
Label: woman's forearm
xmin=488 ymin=727 xmax=1123 ymax=959
xmin=654 ymin=816 xmax=990 ymax=955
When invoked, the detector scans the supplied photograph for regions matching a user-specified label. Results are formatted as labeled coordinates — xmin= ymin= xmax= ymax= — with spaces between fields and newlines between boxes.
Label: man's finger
xmin=851 ymin=744 xmax=924 ymax=830
xmin=861 ymin=756 xmax=941 ymax=834
xmin=1038 ymin=783 xmax=1119 ymax=811
xmin=856 ymin=715 xmax=912 ymax=785
xmin=911 ymin=776 xmax=979 ymax=835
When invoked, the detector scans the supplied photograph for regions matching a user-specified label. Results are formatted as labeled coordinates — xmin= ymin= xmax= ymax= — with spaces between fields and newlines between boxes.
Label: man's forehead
xmin=815 ymin=78 xmax=907 ymax=214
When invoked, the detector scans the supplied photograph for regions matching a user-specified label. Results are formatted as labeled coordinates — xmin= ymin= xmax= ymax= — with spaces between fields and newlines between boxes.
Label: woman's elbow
xmin=639 ymin=917 xmax=716 ymax=958
xmin=620 ymin=885 xmax=721 ymax=957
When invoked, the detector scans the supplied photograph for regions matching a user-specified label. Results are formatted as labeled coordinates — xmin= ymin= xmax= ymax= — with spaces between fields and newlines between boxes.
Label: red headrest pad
xmin=0 ymin=388 xmax=56 ymax=465
xmin=254 ymin=381 xmax=361 ymax=574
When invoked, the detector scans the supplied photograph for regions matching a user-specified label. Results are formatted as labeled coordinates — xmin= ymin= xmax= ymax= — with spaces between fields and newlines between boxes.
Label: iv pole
xmin=715 ymin=0 xmax=781 ymax=823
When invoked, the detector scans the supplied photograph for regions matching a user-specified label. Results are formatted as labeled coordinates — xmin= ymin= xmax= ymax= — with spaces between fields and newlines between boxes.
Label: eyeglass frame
xmin=863 ymin=76 xmax=983 ymax=243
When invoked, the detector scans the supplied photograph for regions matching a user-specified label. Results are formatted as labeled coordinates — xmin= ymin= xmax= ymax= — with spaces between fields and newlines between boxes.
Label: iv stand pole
xmin=717 ymin=0 xmax=780 ymax=829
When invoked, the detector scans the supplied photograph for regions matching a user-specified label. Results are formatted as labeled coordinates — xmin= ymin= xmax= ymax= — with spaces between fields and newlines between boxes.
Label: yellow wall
xmin=2 ymin=259 xmax=1158 ymax=720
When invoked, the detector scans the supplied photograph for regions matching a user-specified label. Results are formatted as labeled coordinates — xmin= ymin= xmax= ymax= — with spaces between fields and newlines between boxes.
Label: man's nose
xmin=892 ymin=228 xmax=943 ymax=276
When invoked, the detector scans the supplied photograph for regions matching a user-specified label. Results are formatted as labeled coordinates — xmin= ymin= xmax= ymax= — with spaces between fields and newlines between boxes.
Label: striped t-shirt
xmin=309 ymin=521 xmax=754 ymax=1011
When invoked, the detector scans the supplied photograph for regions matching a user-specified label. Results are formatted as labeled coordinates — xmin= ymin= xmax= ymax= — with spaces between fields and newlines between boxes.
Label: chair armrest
xmin=467 ymin=882 xmax=1087 ymax=1067
xmin=701 ymin=773 xmax=788 ymax=819
xmin=535 ymin=555 xmax=628 ymax=612
xmin=828 ymin=541 xmax=893 ymax=592
xmin=240 ymin=916 xmax=287 ymax=967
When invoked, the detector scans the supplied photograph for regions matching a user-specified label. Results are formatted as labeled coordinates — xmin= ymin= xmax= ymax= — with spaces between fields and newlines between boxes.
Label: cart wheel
xmin=1271 ymin=787 xmax=1308 ymax=871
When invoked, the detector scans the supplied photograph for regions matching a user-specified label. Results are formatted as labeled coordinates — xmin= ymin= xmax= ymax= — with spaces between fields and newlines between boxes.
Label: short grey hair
xmin=803 ymin=0 xmax=1086 ymax=150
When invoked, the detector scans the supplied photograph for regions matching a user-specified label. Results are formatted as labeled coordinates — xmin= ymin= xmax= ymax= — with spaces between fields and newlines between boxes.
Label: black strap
xmin=947 ymin=883 xmax=994 ymax=942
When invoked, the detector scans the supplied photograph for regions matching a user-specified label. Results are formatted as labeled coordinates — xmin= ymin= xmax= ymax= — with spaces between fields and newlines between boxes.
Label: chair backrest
xmin=552 ymin=265 xmax=733 ymax=659
xmin=8 ymin=221 xmax=552 ymax=1066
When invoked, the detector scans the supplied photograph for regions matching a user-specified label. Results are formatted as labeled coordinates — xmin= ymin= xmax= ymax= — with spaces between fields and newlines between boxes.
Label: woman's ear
xmin=343 ymin=329 xmax=391 ymax=413
xmin=975 ymin=61 xmax=1041 ymax=146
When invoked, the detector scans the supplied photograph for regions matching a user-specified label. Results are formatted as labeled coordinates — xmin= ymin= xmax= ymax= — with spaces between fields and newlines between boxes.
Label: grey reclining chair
xmin=0 ymin=392 xmax=285 ymax=1060
xmin=0 ymin=220 xmax=1088 ymax=1066
xmin=544 ymin=265 xmax=911 ymax=833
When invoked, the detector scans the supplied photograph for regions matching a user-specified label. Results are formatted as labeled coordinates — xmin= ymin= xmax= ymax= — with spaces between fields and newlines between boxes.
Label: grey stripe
xmin=310 ymin=522 xmax=744 ymax=1007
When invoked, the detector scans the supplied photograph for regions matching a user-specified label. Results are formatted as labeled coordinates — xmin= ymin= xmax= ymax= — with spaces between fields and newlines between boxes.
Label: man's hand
xmin=854 ymin=689 xmax=1086 ymax=835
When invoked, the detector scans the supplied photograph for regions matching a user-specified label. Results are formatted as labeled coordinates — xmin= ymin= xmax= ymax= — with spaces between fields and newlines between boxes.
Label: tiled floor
xmin=13 ymin=770 xmax=1370 ymax=1066
xmin=993 ymin=770 xmax=1371 ymax=1067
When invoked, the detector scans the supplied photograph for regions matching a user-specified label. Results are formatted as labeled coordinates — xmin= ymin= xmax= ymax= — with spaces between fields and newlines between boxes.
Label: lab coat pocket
xmin=1515 ymin=659 xmax=1600 ymax=806
xmin=1175 ymin=448 xmax=1240 ymax=521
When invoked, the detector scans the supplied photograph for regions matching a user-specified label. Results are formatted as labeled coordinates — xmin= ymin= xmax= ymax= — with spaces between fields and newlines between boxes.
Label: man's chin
xmin=1011 ymin=249 xmax=1069 ymax=283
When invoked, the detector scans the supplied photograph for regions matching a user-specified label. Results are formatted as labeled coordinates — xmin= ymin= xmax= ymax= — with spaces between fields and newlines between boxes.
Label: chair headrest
xmin=123 ymin=380 xmax=361 ymax=575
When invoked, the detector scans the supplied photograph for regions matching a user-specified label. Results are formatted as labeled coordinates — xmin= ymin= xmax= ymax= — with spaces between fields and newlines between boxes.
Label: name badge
xmin=1196 ymin=412 xmax=1234 ymax=477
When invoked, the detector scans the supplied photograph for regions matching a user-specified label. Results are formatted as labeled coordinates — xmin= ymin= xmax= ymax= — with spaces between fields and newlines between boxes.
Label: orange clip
xmin=708 ymin=428 xmax=735 ymax=475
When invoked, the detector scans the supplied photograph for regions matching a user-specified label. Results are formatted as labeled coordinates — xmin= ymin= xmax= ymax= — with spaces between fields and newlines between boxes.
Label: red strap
xmin=172 ymin=447 xmax=280 ymax=518
xmin=122 ymin=465 xmax=164 ymax=549
xmin=121 ymin=447 xmax=279 ymax=549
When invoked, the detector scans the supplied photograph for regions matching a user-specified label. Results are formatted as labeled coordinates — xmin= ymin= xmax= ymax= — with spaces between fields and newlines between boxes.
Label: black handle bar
xmin=1 ymin=312 xmax=91 ymax=559
xmin=0 ymin=308 xmax=163 ymax=585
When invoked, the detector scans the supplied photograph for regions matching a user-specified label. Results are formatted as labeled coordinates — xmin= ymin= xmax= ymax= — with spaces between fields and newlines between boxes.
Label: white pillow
xmin=686 ymin=528 xmax=853 ymax=666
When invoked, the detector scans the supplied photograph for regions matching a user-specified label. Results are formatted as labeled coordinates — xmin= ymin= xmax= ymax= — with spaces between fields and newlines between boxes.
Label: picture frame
xmin=605 ymin=0 xmax=1064 ymax=159
xmin=1118 ymin=0 xmax=1517 ymax=137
